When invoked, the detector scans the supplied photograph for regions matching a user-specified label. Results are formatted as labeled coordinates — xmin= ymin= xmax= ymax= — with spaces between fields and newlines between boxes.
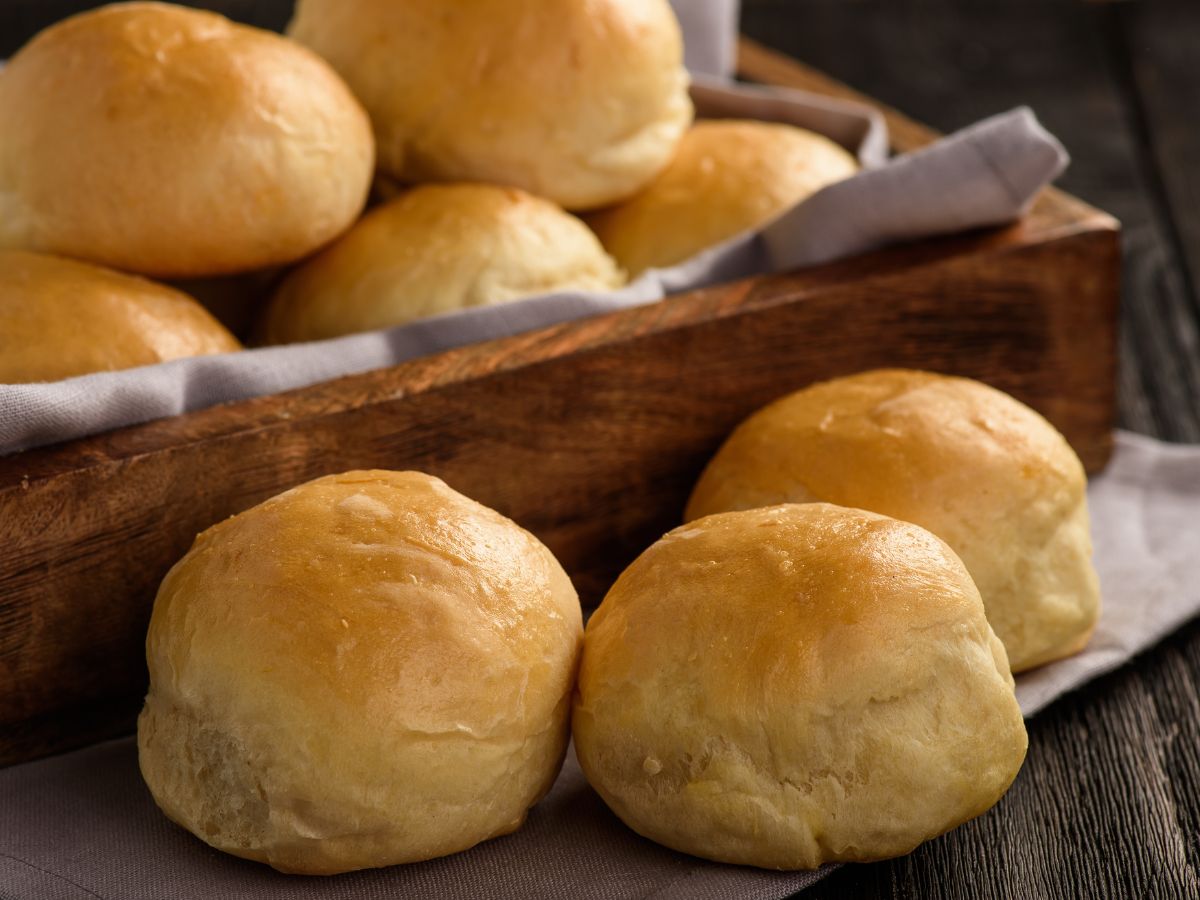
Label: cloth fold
xmin=1 ymin=432 xmax=1197 ymax=900
xmin=763 ymin=106 xmax=1067 ymax=269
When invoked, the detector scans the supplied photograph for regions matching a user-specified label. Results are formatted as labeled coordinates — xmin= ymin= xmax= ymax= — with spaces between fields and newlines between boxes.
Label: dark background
xmin=3 ymin=2 xmax=1199 ymax=897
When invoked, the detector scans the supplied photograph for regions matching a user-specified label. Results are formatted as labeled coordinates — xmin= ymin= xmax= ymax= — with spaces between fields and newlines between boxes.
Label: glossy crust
xmin=0 ymin=250 xmax=240 ymax=383
xmin=586 ymin=120 xmax=859 ymax=277
xmin=0 ymin=2 xmax=374 ymax=277
xmin=287 ymin=0 xmax=692 ymax=211
xmin=260 ymin=184 xmax=624 ymax=344
xmin=138 ymin=470 xmax=583 ymax=874
xmin=574 ymin=503 xmax=1028 ymax=870
xmin=686 ymin=369 xmax=1101 ymax=672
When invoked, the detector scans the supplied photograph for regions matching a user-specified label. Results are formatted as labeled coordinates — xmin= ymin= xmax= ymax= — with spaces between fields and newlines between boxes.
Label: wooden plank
xmin=1114 ymin=0 xmax=1200 ymax=441
xmin=1124 ymin=1 xmax=1200 ymax=295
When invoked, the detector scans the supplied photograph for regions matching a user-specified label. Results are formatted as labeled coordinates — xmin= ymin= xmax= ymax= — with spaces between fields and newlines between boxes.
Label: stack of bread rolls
xmin=0 ymin=2 xmax=377 ymax=379
xmin=136 ymin=369 xmax=1099 ymax=874
xmin=272 ymin=0 xmax=859 ymax=338
xmin=685 ymin=369 xmax=1101 ymax=672
xmin=1 ymin=0 xmax=860 ymax=380
xmin=5 ymin=0 xmax=1096 ymax=881
xmin=574 ymin=370 xmax=1100 ymax=868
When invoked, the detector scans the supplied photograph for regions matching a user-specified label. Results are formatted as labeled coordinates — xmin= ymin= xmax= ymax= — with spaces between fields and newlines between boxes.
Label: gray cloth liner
xmin=1 ymin=432 xmax=1198 ymax=899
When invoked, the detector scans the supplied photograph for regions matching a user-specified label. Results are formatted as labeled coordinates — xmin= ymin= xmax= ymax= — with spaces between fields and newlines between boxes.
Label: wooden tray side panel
xmin=0 ymin=226 xmax=1118 ymax=766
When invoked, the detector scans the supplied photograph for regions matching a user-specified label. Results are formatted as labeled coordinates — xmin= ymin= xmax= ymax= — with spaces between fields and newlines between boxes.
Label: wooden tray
xmin=0 ymin=39 xmax=1120 ymax=768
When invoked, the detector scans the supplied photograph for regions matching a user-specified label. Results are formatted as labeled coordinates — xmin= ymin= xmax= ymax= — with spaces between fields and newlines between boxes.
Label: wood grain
xmin=1109 ymin=1 xmax=1200 ymax=442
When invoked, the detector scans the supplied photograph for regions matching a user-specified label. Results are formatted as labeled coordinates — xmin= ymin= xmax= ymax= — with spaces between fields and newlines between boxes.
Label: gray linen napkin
xmin=0 ymin=431 xmax=1196 ymax=900
xmin=0 ymin=100 xmax=1064 ymax=455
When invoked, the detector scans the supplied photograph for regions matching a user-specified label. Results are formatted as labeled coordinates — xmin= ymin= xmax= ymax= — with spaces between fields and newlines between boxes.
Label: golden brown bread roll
xmin=0 ymin=250 xmax=240 ymax=383
xmin=587 ymin=120 xmax=859 ymax=277
xmin=0 ymin=2 xmax=374 ymax=278
xmin=138 ymin=470 xmax=582 ymax=874
xmin=574 ymin=503 xmax=1028 ymax=870
xmin=686 ymin=369 xmax=1101 ymax=672
xmin=260 ymin=184 xmax=624 ymax=344
xmin=287 ymin=0 xmax=692 ymax=211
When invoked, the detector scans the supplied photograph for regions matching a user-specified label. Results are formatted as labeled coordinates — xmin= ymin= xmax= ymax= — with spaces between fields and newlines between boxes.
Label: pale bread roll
xmin=287 ymin=0 xmax=692 ymax=211
xmin=0 ymin=250 xmax=240 ymax=383
xmin=138 ymin=470 xmax=583 ymax=874
xmin=0 ymin=2 xmax=374 ymax=277
xmin=686 ymin=369 xmax=1101 ymax=672
xmin=574 ymin=503 xmax=1028 ymax=869
xmin=260 ymin=184 xmax=624 ymax=344
xmin=586 ymin=120 xmax=859 ymax=277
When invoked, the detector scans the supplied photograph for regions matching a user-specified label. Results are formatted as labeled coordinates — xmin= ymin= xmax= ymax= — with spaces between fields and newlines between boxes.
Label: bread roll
xmin=0 ymin=2 xmax=374 ymax=277
xmin=138 ymin=470 xmax=582 ymax=874
xmin=0 ymin=250 xmax=240 ymax=383
xmin=287 ymin=0 xmax=692 ymax=211
xmin=686 ymin=369 xmax=1101 ymax=672
xmin=260 ymin=184 xmax=624 ymax=344
xmin=574 ymin=503 xmax=1027 ymax=870
xmin=586 ymin=120 xmax=859 ymax=277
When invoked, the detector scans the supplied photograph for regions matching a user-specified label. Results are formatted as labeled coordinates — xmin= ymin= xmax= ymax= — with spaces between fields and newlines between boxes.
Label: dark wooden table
xmin=3 ymin=2 xmax=1199 ymax=898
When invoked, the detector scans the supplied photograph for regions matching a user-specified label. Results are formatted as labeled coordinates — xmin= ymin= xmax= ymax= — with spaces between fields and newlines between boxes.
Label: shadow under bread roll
xmin=138 ymin=470 xmax=583 ymax=874
xmin=288 ymin=0 xmax=692 ymax=211
xmin=686 ymin=369 xmax=1101 ymax=672
xmin=0 ymin=250 xmax=240 ymax=383
xmin=259 ymin=183 xmax=624 ymax=344
xmin=586 ymin=120 xmax=859 ymax=278
xmin=0 ymin=2 xmax=374 ymax=278
xmin=170 ymin=268 xmax=285 ymax=344
xmin=573 ymin=503 xmax=1027 ymax=870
